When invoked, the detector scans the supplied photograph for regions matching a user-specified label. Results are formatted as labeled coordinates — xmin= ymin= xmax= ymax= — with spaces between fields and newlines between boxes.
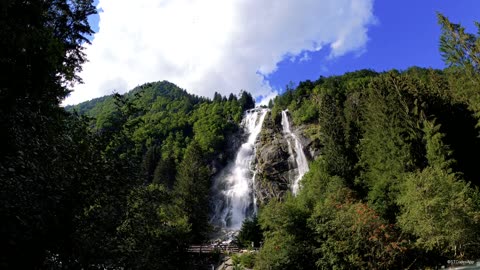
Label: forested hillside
xmin=1 ymin=0 xmax=479 ymax=268
xmin=253 ymin=15 xmax=480 ymax=268
xmin=0 ymin=1 xmax=254 ymax=268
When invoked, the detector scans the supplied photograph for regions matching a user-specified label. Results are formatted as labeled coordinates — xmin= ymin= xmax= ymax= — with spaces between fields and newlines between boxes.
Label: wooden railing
xmin=187 ymin=244 xmax=240 ymax=254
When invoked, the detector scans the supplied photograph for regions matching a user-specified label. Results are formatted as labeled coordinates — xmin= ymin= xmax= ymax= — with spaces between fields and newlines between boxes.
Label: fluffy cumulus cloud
xmin=65 ymin=0 xmax=375 ymax=105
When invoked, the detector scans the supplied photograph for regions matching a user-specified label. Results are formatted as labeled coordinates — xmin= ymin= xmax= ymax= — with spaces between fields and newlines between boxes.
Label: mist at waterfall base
xmin=210 ymin=108 xmax=268 ymax=240
xmin=281 ymin=110 xmax=309 ymax=195
xmin=209 ymin=108 xmax=309 ymax=242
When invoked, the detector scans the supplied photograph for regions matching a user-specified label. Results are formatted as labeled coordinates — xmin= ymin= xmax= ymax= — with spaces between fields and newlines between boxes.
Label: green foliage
xmin=0 ymin=0 xmax=95 ymax=110
xmin=232 ymin=252 xmax=256 ymax=269
xmin=398 ymin=167 xmax=478 ymax=256
xmin=174 ymin=141 xmax=212 ymax=242
xmin=118 ymin=184 xmax=190 ymax=269
xmin=291 ymin=98 xmax=319 ymax=124
xmin=256 ymin=16 xmax=480 ymax=268
xmin=309 ymin=190 xmax=407 ymax=269
xmin=438 ymin=13 xmax=480 ymax=75
xmin=397 ymin=119 xmax=480 ymax=257
xmin=423 ymin=119 xmax=453 ymax=169
xmin=317 ymin=92 xmax=352 ymax=180
xmin=235 ymin=216 xmax=264 ymax=248
xmin=192 ymin=102 xmax=231 ymax=153
xmin=255 ymin=231 xmax=312 ymax=270
xmin=438 ymin=14 xmax=480 ymax=129
xmin=296 ymin=158 xmax=349 ymax=212
xmin=2 ymin=2 xmax=480 ymax=268
xmin=0 ymin=0 xmax=99 ymax=267
xmin=357 ymin=72 xmax=423 ymax=219
xmin=153 ymin=156 xmax=177 ymax=188
xmin=257 ymin=161 xmax=408 ymax=269
xmin=239 ymin=90 xmax=256 ymax=111
xmin=256 ymin=196 xmax=315 ymax=270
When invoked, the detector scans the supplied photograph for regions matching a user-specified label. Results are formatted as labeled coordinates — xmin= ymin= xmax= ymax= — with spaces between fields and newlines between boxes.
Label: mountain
xmin=49 ymin=68 xmax=480 ymax=268
xmin=2 ymin=6 xmax=480 ymax=269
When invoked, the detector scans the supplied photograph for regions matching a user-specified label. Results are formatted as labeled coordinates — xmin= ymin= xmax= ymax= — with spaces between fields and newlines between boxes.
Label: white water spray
xmin=281 ymin=110 xmax=309 ymax=195
xmin=211 ymin=108 xmax=268 ymax=230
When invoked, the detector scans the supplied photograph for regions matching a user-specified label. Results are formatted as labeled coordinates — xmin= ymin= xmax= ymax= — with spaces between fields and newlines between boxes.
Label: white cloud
xmin=258 ymin=90 xmax=279 ymax=107
xmin=65 ymin=0 xmax=375 ymax=105
xmin=299 ymin=52 xmax=311 ymax=62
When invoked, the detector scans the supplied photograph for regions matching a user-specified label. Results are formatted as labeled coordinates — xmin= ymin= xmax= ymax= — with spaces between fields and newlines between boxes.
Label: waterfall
xmin=211 ymin=108 xmax=268 ymax=230
xmin=281 ymin=110 xmax=309 ymax=195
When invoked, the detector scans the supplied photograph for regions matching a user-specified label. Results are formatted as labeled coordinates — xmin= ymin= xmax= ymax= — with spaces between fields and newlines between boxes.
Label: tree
xmin=118 ymin=184 xmax=190 ymax=269
xmin=174 ymin=141 xmax=211 ymax=242
xmin=228 ymin=93 xmax=237 ymax=101
xmin=438 ymin=13 xmax=480 ymax=128
xmin=397 ymin=120 xmax=479 ymax=258
xmin=268 ymin=99 xmax=274 ymax=108
xmin=213 ymin=91 xmax=223 ymax=102
xmin=438 ymin=13 xmax=480 ymax=76
xmin=311 ymin=199 xmax=407 ymax=269
xmin=257 ymin=196 xmax=315 ymax=270
xmin=153 ymin=156 xmax=177 ymax=189
xmin=357 ymin=73 xmax=418 ymax=220
xmin=0 ymin=0 xmax=95 ymax=112
xmin=239 ymin=90 xmax=255 ymax=110
xmin=142 ymin=145 xmax=160 ymax=183
xmin=317 ymin=93 xmax=352 ymax=180
xmin=0 ymin=0 xmax=96 ymax=267
xmin=235 ymin=216 xmax=263 ymax=248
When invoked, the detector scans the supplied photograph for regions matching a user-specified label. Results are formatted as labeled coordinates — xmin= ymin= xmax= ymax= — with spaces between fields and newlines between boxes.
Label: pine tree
xmin=438 ymin=13 xmax=480 ymax=76
xmin=118 ymin=184 xmax=190 ymax=269
xmin=153 ymin=156 xmax=177 ymax=189
xmin=397 ymin=119 xmax=479 ymax=257
xmin=357 ymin=73 xmax=416 ymax=220
xmin=213 ymin=91 xmax=223 ymax=102
xmin=174 ymin=141 xmax=211 ymax=242
xmin=239 ymin=90 xmax=255 ymax=110
xmin=318 ymin=93 xmax=351 ymax=180
xmin=0 ymin=1 xmax=96 ymax=267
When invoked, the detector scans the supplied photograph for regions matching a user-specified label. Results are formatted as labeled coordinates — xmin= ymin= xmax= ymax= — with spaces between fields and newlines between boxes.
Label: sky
xmin=64 ymin=0 xmax=480 ymax=105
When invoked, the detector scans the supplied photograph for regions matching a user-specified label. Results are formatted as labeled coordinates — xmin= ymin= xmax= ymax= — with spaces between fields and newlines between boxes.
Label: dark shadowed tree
xmin=239 ymin=90 xmax=255 ymax=110
xmin=0 ymin=0 xmax=96 ymax=267
xmin=174 ymin=141 xmax=211 ymax=242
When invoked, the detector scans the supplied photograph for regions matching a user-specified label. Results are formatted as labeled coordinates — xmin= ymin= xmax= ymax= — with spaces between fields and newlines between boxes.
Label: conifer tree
xmin=397 ymin=119 xmax=479 ymax=257
xmin=174 ymin=141 xmax=211 ymax=242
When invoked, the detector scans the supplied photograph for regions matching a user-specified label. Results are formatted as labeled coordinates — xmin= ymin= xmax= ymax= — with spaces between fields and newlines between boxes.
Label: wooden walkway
xmin=187 ymin=244 xmax=240 ymax=254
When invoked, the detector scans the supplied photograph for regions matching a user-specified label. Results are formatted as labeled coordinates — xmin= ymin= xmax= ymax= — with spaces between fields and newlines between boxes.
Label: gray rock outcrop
xmin=254 ymin=111 xmax=292 ymax=205
xmin=253 ymin=110 xmax=320 ymax=205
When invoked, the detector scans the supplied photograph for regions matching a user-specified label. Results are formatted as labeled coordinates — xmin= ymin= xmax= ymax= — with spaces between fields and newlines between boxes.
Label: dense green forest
xmin=0 ymin=1 xmax=252 ymax=268
xmin=254 ymin=15 xmax=480 ymax=268
xmin=1 ymin=0 xmax=479 ymax=269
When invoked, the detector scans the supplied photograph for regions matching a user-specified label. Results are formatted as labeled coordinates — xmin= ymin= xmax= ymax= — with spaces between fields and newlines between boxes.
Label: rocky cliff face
xmin=253 ymin=111 xmax=316 ymax=205
xmin=254 ymin=111 xmax=290 ymax=205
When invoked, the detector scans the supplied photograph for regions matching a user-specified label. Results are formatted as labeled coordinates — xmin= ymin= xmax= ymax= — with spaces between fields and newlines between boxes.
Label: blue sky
xmin=69 ymin=0 xmax=479 ymax=105
xmin=266 ymin=0 xmax=480 ymax=91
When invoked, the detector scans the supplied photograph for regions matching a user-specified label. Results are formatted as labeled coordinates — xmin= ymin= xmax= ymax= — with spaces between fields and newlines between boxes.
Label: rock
xmin=253 ymin=111 xmax=321 ymax=205
xmin=293 ymin=124 xmax=319 ymax=161
xmin=253 ymin=111 xmax=294 ymax=205
xmin=216 ymin=257 xmax=234 ymax=270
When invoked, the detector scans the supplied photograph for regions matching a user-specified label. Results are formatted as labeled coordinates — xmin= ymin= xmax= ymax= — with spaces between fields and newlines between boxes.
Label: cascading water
xmin=281 ymin=110 xmax=309 ymax=195
xmin=211 ymin=108 xmax=268 ymax=231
